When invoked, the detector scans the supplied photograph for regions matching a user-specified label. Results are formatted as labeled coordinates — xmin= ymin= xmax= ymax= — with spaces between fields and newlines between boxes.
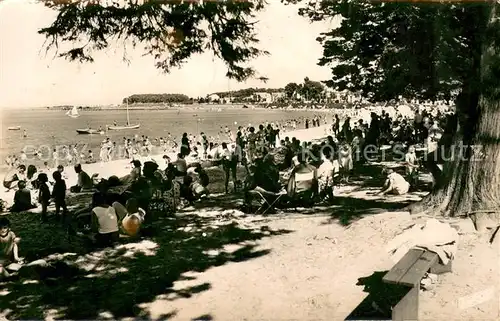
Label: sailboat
xmin=106 ymin=98 xmax=140 ymax=130
xmin=66 ymin=106 xmax=80 ymax=118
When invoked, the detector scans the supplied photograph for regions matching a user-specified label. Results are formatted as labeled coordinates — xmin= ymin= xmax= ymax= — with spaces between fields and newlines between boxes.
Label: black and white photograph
xmin=0 ymin=0 xmax=497 ymax=320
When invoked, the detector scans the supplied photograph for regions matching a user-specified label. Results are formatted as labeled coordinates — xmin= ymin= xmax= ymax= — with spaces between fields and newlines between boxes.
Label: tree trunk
xmin=410 ymin=2 xmax=500 ymax=217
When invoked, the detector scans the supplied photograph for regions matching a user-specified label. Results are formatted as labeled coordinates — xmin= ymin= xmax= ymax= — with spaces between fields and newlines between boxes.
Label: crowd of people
xmin=0 ymin=106 xmax=453 ymax=278
xmin=3 ymin=115 xmax=329 ymax=170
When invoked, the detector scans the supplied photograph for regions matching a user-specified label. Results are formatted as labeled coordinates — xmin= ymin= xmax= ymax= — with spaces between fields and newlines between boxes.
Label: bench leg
xmin=392 ymin=286 xmax=418 ymax=321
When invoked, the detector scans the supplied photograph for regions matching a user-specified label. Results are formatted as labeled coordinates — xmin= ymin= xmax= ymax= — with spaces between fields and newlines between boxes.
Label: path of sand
xmin=72 ymin=189 xmax=496 ymax=321
xmin=142 ymin=197 xmax=499 ymax=320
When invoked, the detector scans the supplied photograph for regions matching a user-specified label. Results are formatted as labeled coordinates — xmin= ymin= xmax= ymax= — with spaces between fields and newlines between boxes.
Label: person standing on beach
xmin=201 ymin=132 xmax=209 ymax=159
xmin=221 ymin=142 xmax=238 ymax=194
xmin=246 ymin=127 xmax=257 ymax=163
xmin=181 ymin=133 xmax=190 ymax=156
xmin=333 ymin=114 xmax=340 ymax=136
xmin=37 ymin=173 xmax=51 ymax=223
xmin=19 ymin=151 xmax=27 ymax=165
xmin=99 ymin=142 xmax=107 ymax=163
xmin=52 ymin=171 xmax=68 ymax=222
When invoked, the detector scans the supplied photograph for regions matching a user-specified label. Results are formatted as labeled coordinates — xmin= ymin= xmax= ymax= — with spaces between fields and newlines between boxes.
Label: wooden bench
xmin=382 ymin=249 xmax=452 ymax=321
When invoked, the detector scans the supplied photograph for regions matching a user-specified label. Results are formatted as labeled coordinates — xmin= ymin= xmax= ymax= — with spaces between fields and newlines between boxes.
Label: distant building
xmin=207 ymin=93 xmax=220 ymax=102
xmin=252 ymin=92 xmax=272 ymax=103
xmin=252 ymin=91 xmax=285 ymax=103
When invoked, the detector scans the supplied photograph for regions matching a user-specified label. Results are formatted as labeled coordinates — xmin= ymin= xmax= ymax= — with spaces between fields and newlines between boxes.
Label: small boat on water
xmin=76 ymin=128 xmax=104 ymax=135
xmin=7 ymin=126 xmax=21 ymax=131
xmin=107 ymin=123 xmax=140 ymax=130
xmin=66 ymin=106 xmax=80 ymax=118
xmin=106 ymin=98 xmax=140 ymax=131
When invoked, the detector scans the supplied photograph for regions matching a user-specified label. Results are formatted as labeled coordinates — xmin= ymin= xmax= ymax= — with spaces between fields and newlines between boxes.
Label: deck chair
xmin=247 ymin=187 xmax=287 ymax=214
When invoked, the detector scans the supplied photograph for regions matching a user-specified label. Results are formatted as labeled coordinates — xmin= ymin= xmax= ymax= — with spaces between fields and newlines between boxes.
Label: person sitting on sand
xmin=375 ymin=168 xmax=410 ymax=196
xmin=163 ymin=165 xmax=182 ymax=213
xmin=185 ymin=164 xmax=210 ymax=200
xmin=91 ymin=192 xmax=119 ymax=248
xmin=10 ymin=181 xmax=35 ymax=213
xmin=193 ymin=163 xmax=209 ymax=188
xmin=0 ymin=217 xmax=22 ymax=279
xmin=71 ymin=164 xmax=93 ymax=193
xmin=26 ymin=165 xmax=38 ymax=190
xmin=173 ymin=153 xmax=188 ymax=177
xmin=121 ymin=160 xmax=142 ymax=185
xmin=3 ymin=165 xmax=26 ymax=191
xmin=112 ymin=198 xmax=146 ymax=237
xmin=162 ymin=155 xmax=171 ymax=168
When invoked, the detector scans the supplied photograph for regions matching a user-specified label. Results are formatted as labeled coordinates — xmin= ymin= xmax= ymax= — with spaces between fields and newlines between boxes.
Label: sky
xmin=0 ymin=0 xmax=337 ymax=108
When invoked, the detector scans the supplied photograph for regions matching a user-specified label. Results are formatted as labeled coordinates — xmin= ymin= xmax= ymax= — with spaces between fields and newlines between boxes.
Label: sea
xmin=0 ymin=105 xmax=327 ymax=168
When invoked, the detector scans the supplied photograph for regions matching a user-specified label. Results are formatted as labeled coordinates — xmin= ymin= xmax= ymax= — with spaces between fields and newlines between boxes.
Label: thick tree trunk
xmin=410 ymin=2 xmax=500 ymax=217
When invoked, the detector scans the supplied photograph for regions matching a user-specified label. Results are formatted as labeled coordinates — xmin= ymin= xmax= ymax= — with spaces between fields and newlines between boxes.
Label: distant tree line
xmin=212 ymin=87 xmax=284 ymax=99
xmin=123 ymin=94 xmax=192 ymax=104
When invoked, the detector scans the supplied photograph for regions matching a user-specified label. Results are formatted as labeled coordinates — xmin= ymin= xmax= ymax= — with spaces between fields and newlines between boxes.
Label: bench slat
xmin=383 ymin=249 xmax=424 ymax=285
xmin=399 ymin=250 xmax=438 ymax=287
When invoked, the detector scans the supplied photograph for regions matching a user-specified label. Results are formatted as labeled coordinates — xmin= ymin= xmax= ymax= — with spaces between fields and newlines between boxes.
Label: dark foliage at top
xmin=286 ymin=0 xmax=488 ymax=102
xmin=40 ymin=0 xmax=268 ymax=81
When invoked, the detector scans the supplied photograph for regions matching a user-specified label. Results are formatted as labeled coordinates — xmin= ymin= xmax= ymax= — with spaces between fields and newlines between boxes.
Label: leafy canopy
xmin=40 ymin=0 xmax=268 ymax=81
xmin=286 ymin=0 xmax=487 ymax=102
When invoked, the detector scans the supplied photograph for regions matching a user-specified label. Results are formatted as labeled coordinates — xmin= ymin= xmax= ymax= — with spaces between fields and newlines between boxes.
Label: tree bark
xmin=410 ymin=2 xmax=500 ymax=217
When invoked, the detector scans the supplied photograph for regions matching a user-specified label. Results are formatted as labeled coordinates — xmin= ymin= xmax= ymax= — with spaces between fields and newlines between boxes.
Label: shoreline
xmin=0 ymin=124 xmax=333 ymax=203
xmin=11 ymin=104 xmax=344 ymax=112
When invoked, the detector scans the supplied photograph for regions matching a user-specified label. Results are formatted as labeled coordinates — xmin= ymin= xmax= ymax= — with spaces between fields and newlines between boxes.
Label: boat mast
xmin=126 ymin=97 xmax=130 ymax=125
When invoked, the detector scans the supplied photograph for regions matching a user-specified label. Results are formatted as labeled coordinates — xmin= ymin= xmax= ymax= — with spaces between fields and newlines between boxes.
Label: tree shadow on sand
xmin=0 ymin=211 xmax=292 ymax=319
xmin=324 ymin=196 xmax=413 ymax=226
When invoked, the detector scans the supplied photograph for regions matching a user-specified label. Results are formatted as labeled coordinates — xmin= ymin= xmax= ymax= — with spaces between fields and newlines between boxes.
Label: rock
xmin=421 ymin=277 xmax=434 ymax=291
xmin=420 ymin=273 xmax=438 ymax=291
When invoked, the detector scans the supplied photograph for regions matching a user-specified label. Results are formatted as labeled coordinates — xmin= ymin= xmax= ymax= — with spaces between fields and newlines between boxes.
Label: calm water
xmin=0 ymin=106 xmax=324 ymax=162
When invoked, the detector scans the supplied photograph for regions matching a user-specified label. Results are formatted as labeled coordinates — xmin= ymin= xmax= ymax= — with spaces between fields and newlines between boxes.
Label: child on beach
xmin=52 ymin=171 xmax=68 ymax=221
xmin=3 ymin=165 xmax=26 ymax=191
xmin=11 ymin=181 xmax=35 ymax=213
xmin=0 ymin=217 xmax=21 ymax=279
xmin=38 ymin=173 xmax=51 ymax=222
xmin=91 ymin=193 xmax=119 ymax=248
